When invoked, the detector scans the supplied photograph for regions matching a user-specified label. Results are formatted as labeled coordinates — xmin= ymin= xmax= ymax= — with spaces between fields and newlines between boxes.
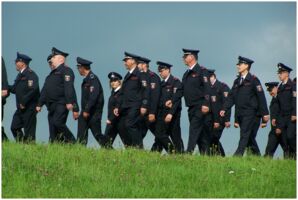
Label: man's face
xmin=124 ymin=58 xmax=135 ymax=70
xmin=110 ymin=80 xmax=121 ymax=89
xmin=159 ymin=68 xmax=170 ymax=79
xmin=183 ymin=54 xmax=192 ymax=66
xmin=15 ymin=61 xmax=25 ymax=71
xmin=237 ymin=63 xmax=249 ymax=73
xmin=209 ymin=75 xmax=216 ymax=83
xmin=269 ymin=86 xmax=278 ymax=97
xmin=278 ymin=71 xmax=289 ymax=82
xmin=137 ymin=63 xmax=144 ymax=72
xmin=77 ymin=66 xmax=84 ymax=76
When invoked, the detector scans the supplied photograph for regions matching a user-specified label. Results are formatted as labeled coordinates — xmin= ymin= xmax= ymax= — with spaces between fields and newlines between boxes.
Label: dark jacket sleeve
xmin=253 ymin=77 xmax=269 ymax=119
xmin=149 ymin=75 xmax=161 ymax=115
xmin=169 ymin=79 xmax=183 ymax=115
xmin=270 ymin=97 xmax=279 ymax=120
xmin=38 ymin=83 xmax=47 ymax=107
xmin=20 ymin=72 xmax=40 ymax=106
xmin=292 ymin=81 xmax=296 ymax=116
xmin=84 ymin=78 xmax=104 ymax=113
xmin=222 ymin=83 xmax=231 ymax=122
xmin=201 ymin=68 xmax=211 ymax=108
xmin=140 ymin=72 xmax=150 ymax=109
xmin=2 ymin=57 xmax=9 ymax=90
xmin=63 ymin=68 xmax=79 ymax=112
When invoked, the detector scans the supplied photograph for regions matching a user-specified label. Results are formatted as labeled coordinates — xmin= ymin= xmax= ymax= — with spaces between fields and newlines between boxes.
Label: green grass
xmin=2 ymin=142 xmax=296 ymax=198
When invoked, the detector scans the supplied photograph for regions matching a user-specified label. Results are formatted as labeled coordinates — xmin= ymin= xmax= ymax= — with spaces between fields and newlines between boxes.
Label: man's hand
xmin=113 ymin=108 xmax=119 ymax=117
xmin=234 ymin=123 xmax=239 ymax=128
xmin=19 ymin=104 xmax=25 ymax=110
xmin=164 ymin=114 xmax=173 ymax=123
xmin=83 ymin=112 xmax=89 ymax=119
xmin=165 ymin=100 xmax=172 ymax=108
xmin=276 ymin=128 xmax=282 ymax=136
xmin=271 ymin=119 xmax=276 ymax=127
xmin=36 ymin=106 xmax=41 ymax=112
xmin=148 ymin=114 xmax=156 ymax=123
xmin=2 ymin=90 xmax=8 ymax=97
xmin=225 ymin=121 xmax=231 ymax=128
xmin=106 ymin=119 xmax=112 ymax=125
xmin=291 ymin=115 xmax=296 ymax=122
xmin=220 ymin=110 xmax=225 ymax=117
xmin=213 ymin=122 xmax=220 ymax=129
xmin=201 ymin=106 xmax=209 ymax=114
xmin=140 ymin=107 xmax=147 ymax=115
xmin=73 ymin=112 xmax=79 ymax=120
xmin=260 ymin=123 xmax=267 ymax=128
xmin=262 ymin=115 xmax=270 ymax=123
xmin=66 ymin=104 xmax=73 ymax=111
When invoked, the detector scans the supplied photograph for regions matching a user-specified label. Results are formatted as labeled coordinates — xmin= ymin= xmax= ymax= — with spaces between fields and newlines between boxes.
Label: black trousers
xmin=278 ymin=115 xmax=296 ymax=159
xmin=119 ymin=107 xmax=143 ymax=148
xmin=11 ymin=108 xmax=36 ymax=142
xmin=139 ymin=114 xmax=156 ymax=139
xmin=186 ymin=104 xmax=211 ymax=154
xmin=2 ymin=100 xmax=8 ymax=141
xmin=264 ymin=127 xmax=288 ymax=158
xmin=103 ymin=119 xmax=129 ymax=148
xmin=47 ymin=103 xmax=75 ymax=143
xmin=234 ymin=114 xmax=261 ymax=156
xmin=153 ymin=109 xmax=182 ymax=153
xmin=209 ymin=125 xmax=225 ymax=157
xmin=246 ymin=116 xmax=261 ymax=156
xmin=77 ymin=112 xmax=104 ymax=146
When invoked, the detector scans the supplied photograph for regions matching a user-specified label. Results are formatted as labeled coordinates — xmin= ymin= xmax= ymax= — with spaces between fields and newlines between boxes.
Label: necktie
xmin=240 ymin=77 xmax=244 ymax=85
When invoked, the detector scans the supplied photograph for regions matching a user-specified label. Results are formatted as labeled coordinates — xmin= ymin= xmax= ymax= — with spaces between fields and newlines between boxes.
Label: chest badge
xmin=65 ymin=75 xmax=70 ymax=82
xmin=90 ymin=86 xmax=94 ymax=92
xmin=28 ymin=80 xmax=33 ymax=87
xmin=151 ymin=82 xmax=156 ymax=89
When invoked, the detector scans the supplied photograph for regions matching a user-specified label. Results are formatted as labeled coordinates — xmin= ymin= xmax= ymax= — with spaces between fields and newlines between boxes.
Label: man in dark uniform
xmin=154 ymin=61 xmax=184 ymax=153
xmin=36 ymin=47 xmax=79 ymax=143
xmin=76 ymin=57 xmax=105 ymax=146
xmin=136 ymin=56 xmax=161 ymax=143
xmin=114 ymin=52 xmax=150 ymax=148
xmin=207 ymin=69 xmax=231 ymax=156
xmin=2 ymin=57 xmax=10 ymax=141
xmin=102 ymin=72 xmax=128 ymax=148
xmin=273 ymin=63 xmax=296 ymax=159
xmin=182 ymin=48 xmax=212 ymax=154
xmin=10 ymin=52 xmax=40 ymax=142
xmin=220 ymin=56 xmax=269 ymax=156
xmin=264 ymin=82 xmax=288 ymax=158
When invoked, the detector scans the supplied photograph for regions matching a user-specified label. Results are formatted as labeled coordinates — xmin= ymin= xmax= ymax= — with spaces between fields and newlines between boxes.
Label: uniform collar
xmin=164 ymin=74 xmax=171 ymax=83
xmin=129 ymin=66 xmax=137 ymax=74
xmin=188 ymin=62 xmax=197 ymax=70
xmin=114 ymin=86 xmax=121 ymax=92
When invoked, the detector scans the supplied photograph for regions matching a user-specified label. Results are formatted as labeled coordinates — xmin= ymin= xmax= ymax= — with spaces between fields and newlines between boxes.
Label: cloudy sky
xmin=2 ymin=2 xmax=296 ymax=157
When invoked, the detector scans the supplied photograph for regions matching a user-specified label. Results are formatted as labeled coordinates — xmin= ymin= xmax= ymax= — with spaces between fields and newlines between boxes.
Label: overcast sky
xmin=2 ymin=2 xmax=296 ymax=157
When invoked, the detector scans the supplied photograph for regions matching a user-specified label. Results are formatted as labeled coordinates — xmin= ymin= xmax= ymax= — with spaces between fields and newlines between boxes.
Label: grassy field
xmin=2 ymin=142 xmax=296 ymax=198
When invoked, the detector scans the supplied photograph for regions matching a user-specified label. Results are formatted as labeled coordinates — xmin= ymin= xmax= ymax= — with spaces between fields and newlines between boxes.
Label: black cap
xmin=47 ymin=54 xmax=52 ymax=62
xmin=137 ymin=56 xmax=151 ymax=64
xmin=265 ymin=82 xmax=279 ymax=91
xmin=122 ymin=52 xmax=138 ymax=61
xmin=182 ymin=48 xmax=200 ymax=56
xmin=15 ymin=52 xmax=32 ymax=65
xmin=237 ymin=56 xmax=254 ymax=65
xmin=157 ymin=61 xmax=172 ymax=71
xmin=207 ymin=69 xmax=215 ymax=76
xmin=51 ymin=47 xmax=69 ymax=57
xmin=108 ymin=72 xmax=122 ymax=81
xmin=277 ymin=63 xmax=292 ymax=73
xmin=77 ymin=57 xmax=93 ymax=67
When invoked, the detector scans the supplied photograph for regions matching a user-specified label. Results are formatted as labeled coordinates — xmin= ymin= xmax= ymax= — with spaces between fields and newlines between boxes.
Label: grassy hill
xmin=2 ymin=142 xmax=296 ymax=198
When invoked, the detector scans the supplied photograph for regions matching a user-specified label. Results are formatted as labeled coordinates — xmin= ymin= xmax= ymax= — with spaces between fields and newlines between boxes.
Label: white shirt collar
xmin=164 ymin=74 xmax=170 ymax=82
xmin=189 ymin=63 xmax=197 ymax=70
xmin=20 ymin=67 xmax=26 ymax=74
xmin=129 ymin=67 xmax=136 ymax=74
xmin=241 ymin=72 xmax=248 ymax=80
xmin=114 ymin=86 xmax=121 ymax=92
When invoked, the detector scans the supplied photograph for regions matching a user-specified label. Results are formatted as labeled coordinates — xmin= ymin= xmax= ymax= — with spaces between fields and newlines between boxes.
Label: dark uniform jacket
xmin=274 ymin=79 xmax=296 ymax=129
xmin=223 ymin=73 xmax=269 ymax=121
xmin=269 ymin=97 xmax=278 ymax=129
xmin=107 ymin=88 xmax=122 ymax=123
xmin=146 ymin=70 xmax=161 ymax=115
xmin=119 ymin=67 xmax=150 ymax=110
xmin=182 ymin=63 xmax=211 ymax=108
xmin=2 ymin=57 xmax=9 ymax=104
xmin=81 ymin=71 xmax=104 ymax=114
xmin=10 ymin=67 xmax=40 ymax=110
xmin=210 ymin=80 xmax=231 ymax=124
xmin=159 ymin=75 xmax=183 ymax=115
xmin=38 ymin=63 xmax=79 ymax=112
